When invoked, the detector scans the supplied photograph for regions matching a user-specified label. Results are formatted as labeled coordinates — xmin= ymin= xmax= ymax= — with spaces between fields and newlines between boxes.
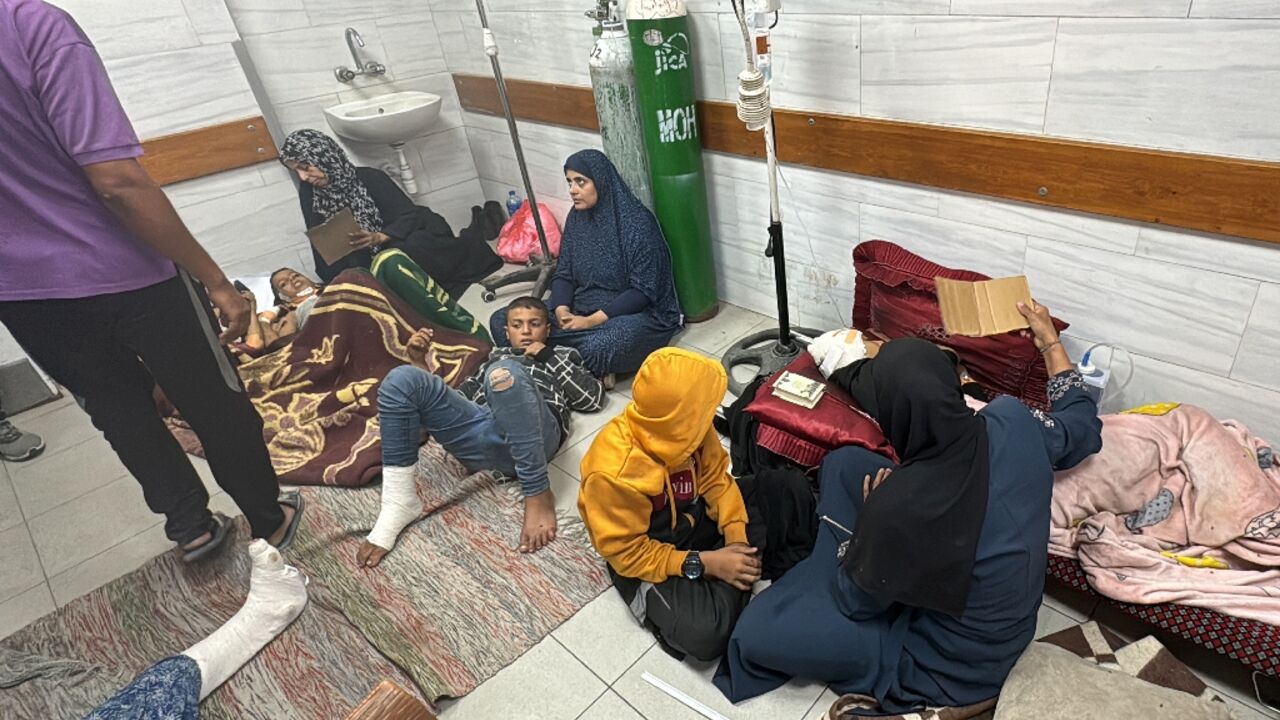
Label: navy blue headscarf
xmin=557 ymin=150 xmax=681 ymax=329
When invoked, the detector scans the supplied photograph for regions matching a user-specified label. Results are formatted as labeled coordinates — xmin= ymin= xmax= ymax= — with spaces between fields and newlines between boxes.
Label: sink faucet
xmin=334 ymin=27 xmax=387 ymax=83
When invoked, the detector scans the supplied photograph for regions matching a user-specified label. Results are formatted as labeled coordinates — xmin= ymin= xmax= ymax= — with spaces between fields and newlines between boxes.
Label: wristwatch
xmin=681 ymin=551 xmax=704 ymax=580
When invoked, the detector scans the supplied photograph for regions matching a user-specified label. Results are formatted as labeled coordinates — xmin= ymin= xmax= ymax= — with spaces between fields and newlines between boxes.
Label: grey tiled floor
xmin=1 ymin=292 xmax=1275 ymax=719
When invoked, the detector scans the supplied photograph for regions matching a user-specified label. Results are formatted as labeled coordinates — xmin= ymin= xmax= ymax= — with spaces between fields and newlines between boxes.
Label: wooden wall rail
xmin=140 ymin=116 xmax=278 ymax=186
xmin=454 ymin=74 xmax=1280 ymax=246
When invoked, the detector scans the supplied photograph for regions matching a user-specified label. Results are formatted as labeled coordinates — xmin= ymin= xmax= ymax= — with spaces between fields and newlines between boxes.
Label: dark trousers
xmin=0 ymin=274 xmax=283 ymax=544
xmin=612 ymin=500 xmax=752 ymax=662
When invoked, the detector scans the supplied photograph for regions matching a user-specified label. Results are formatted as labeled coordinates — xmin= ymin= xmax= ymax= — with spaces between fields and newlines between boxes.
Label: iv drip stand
xmin=475 ymin=0 xmax=557 ymax=302
xmin=720 ymin=3 xmax=820 ymax=395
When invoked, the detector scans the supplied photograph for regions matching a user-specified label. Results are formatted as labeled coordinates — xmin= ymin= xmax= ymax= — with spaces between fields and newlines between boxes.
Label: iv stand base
xmin=721 ymin=327 xmax=822 ymax=397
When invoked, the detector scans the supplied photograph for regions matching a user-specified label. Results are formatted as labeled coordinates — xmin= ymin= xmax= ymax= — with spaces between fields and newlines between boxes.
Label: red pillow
xmin=852 ymin=240 xmax=1067 ymax=409
xmin=745 ymin=352 xmax=897 ymax=468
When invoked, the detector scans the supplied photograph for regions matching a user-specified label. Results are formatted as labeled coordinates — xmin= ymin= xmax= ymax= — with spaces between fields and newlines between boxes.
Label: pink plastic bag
xmin=496 ymin=202 xmax=561 ymax=264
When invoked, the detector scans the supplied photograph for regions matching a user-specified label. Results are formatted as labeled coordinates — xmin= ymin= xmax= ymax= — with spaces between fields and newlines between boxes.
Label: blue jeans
xmin=378 ymin=361 xmax=560 ymax=497
xmin=85 ymin=655 xmax=201 ymax=720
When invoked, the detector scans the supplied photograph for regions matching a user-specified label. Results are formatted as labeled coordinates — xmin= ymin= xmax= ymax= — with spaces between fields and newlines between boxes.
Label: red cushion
xmin=745 ymin=352 xmax=897 ymax=468
xmin=852 ymin=240 xmax=1068 ymax=409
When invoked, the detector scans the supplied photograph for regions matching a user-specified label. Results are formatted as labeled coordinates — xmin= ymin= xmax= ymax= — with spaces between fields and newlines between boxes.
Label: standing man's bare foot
xmin=519 ymin=490 xmax=558 ymax=553
xmin=266 ymin=503 xmax=296 ymax=547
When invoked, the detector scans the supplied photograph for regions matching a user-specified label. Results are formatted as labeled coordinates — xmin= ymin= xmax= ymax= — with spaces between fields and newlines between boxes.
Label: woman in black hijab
xmin=715 ymin=301 xmax=1103 ymax=715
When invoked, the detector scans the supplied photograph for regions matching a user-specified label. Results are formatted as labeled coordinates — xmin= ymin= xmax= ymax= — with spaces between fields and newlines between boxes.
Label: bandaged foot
xmin=519 ymin=489 xmax=558 ymax=554
xmin=807 ymin=328 xmax=869 ymax=378
xmin=358 ymin=465 xmax=421 ymax=567
xmin=184 ymin=540 xmax=307 ymax=700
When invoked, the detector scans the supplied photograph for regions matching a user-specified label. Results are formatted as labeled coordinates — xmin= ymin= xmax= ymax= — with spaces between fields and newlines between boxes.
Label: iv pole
xmin=475 ymin=0 xmax=557 ymax=302
xmin=720 ymin=0 xmax=820 ymax=395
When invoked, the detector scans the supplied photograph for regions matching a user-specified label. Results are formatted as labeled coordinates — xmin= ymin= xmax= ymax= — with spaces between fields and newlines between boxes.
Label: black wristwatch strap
xmin=682 ymin=550 xmax=703 ymax=580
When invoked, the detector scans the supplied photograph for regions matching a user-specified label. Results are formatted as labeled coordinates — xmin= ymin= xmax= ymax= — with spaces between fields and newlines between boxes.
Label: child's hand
xmin=701 ymin=545 xmax=761 ymax=591
xmin=523 ymin=341 xmax=547 ymax=358
xmin=406 ymin=328 xmax=435 ymax=369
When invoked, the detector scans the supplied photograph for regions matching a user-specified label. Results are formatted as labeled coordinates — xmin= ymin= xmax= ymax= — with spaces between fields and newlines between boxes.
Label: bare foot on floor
xmin=266 ymin=503 xmax=296 ymax=547
xmin=519 ymin=490 xmax=558 ymax=553
xmin=182 ymin=531 xmax=213 ymax=552
xmin=357 ymin=540 xmax=391 ymax=568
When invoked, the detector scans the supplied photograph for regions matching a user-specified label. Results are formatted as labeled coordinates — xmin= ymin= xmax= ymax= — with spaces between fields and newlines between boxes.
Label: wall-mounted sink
xmin=324 ymin=91 xmax=442 ymax=194
xmin=324 ymin=91 xmax=441 ymax=145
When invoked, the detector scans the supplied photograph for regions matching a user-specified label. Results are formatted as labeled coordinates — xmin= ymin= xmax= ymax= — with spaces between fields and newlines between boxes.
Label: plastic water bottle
xmin=506 ymin=190 xmax=522 ymax=217
xmin=1077 ymin=349 xmax=1111 ymax=405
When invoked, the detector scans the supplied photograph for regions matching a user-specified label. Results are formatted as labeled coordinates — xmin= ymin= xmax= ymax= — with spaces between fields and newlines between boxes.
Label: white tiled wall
xmin=1190 ymin=0 xmax=1280 ymax=18
xmin=228 ymin=2 xmax=485 ymax=231
xmin=446 ymin=0 xmax=1280 ymax=442
xmin=862 ymin=16 xmax=1058 ymax=133
xmin=1045 ymin=19 xmax=1280 ymax=160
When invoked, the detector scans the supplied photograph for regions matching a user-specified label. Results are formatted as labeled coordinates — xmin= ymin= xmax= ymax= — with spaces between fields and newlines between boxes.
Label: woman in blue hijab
xmin=489 ymin=150 xmax=682 ymax=377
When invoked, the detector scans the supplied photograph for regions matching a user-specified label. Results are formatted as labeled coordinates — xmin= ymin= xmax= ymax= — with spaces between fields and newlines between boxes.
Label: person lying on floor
xmin=266 ymin=268 xmax=322 ymax=332
xmin=83 ymin=541 xmax=307 ymax=720
xmin=489 ymin=150 xmax=683 ymax=381
xmin=280 ymin=129 xmax=501 ymax=298
xmin=809 ymin=328 xmax=991 ymax=402
xmin=221 ymin=287 xmax=297 ymax=360
xmin=271 ymin=257 xmax=490 ymax=344
xmin=578 ymin=348 xmax=760 ymax=662
xmin=359 ymin=296 xmax=604 ymax=567
xmin=713 ymin=301 xmax=1104 ymax=713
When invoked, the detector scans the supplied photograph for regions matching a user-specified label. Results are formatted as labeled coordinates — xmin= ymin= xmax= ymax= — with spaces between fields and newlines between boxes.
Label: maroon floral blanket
xmin=166 ymin=270 xmax=490 ymax=486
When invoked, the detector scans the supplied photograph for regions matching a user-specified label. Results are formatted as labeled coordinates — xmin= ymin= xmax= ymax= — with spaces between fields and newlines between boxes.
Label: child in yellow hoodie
xmin=578 ymin=348 xmax=760 ymax=661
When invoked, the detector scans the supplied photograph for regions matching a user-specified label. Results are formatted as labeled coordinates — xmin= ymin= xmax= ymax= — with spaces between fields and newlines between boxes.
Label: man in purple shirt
xmin=0 ymin=0 xmax=301 ymax=559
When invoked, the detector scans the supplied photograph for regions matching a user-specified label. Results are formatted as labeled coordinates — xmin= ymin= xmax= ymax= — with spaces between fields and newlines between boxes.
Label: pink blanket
xmin=1050 ymin=404 xmax=1280 ymax=626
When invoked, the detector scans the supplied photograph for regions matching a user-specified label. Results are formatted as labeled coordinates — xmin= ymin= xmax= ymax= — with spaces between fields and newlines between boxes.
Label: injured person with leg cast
xmin=360 ymin=296 xmax=605 ymax=567
xmin=84 ymin=541 xmax=308 ymax=720
xmin=579 ymin=348 xmax=761 ymax=662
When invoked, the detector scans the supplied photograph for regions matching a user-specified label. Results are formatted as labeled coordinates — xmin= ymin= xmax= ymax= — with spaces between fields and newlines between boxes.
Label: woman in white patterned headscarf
xmin=280 ymin=129 xmax=503 ymax=299
xmin=280 ymin=129 xmax=413 ymax=282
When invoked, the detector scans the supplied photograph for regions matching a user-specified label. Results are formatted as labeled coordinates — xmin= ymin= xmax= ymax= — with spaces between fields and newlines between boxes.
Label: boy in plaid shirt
xmin=360 ymin=297 xmax=604 ymax=566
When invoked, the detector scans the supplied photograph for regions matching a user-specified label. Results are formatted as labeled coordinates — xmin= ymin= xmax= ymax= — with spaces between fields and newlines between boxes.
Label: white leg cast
xmin=365 ymin=464 xmax=422 ymax=552
xmin=183 ymin=540 xmax=308 ymax=700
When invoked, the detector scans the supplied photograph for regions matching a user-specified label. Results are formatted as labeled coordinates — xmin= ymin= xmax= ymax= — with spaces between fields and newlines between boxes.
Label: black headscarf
xmin=280 ymin=129 xmax=383 ymax=232
xmin=831 ymin=338 xmax=990 ymax=617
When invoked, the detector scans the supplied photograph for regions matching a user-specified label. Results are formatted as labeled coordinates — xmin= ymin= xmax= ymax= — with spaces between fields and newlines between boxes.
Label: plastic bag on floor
xmin=496 ymin=202 xmax=561 ymax=264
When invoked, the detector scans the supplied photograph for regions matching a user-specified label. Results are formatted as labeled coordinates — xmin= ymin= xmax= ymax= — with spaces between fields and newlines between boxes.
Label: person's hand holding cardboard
xmin=306 ymin=208 xmax=364 ymax=265
xmin=936 ymin=275 xmax=1034 ymax=337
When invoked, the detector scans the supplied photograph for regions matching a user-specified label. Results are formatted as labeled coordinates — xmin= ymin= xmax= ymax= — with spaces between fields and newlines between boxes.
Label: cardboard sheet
xmin=305 ymin=208 xmax=362 ymax=265
xmin=936 ymin=275 xmax=1033 ymax=337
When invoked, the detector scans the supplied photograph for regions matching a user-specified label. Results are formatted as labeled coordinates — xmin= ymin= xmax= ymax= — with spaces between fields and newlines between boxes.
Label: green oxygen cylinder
xmin=626 ymin=0 xmax=719 ymax=321
xmin=589 ymin=14 xmax=654 ymax=210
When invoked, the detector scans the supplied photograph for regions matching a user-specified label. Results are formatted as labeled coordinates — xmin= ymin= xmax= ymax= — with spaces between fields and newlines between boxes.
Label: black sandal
xmin=181 ymin=512 xmax=233 ymax=563
xmin=273 ymin=490 xmax=305 ymax=551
